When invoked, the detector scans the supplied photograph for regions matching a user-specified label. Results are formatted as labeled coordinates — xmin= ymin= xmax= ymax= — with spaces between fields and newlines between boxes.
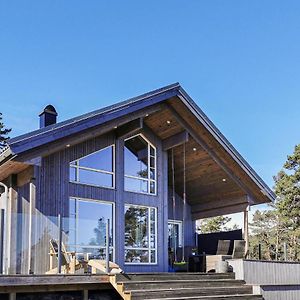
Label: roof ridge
xmin=9 ymin=82 xmax=180 ymax=145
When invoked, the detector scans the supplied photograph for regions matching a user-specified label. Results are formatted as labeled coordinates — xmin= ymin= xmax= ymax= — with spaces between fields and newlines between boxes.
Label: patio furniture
xmin=206 ymin=239 xmax=246 ymax=272
xmin=88 ymin=259 xmax=123 ymax=274
xmin=216 ymin=240 xmax=231 ymax=255
xmin=232 ymin=240 xmax=246 ymax=259
xmin=188 ymin=254 xmax=206 ymax=272
xmin=47 ymin=239 xmax=84 ymax=274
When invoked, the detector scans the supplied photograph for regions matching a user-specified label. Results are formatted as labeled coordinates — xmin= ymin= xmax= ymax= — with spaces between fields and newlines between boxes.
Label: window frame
xmin=70 ymin=144 xmax=115 ymax=189
xmin=124 ymin=204 xmax=158 ymax=265
xmin=124 ymin=134 xmax=157 ymax=195
xmin=68 ymin=197 xmax=115 ymax=262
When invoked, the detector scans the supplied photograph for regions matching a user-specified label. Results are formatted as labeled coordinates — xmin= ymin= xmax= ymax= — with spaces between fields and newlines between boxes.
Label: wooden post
xmin=83 ymin=290 xmax=89 ymax=300
xmin=7 ymin=175 xmax=18 ymax=274
xmin=244 ymin=205 xmax=249 ymax=258
xmin=57 ymin=214 xmax=62 ymax=274
xmin=0 ymin=209 xmax=4 ymax=274
xmin=9 ymin=293 xmax=16 ymax=300
xmin=28 ymin=179 xmax=36 ymax=274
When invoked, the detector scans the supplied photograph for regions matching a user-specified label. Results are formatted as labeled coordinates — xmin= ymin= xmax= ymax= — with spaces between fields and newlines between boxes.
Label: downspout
xmin=0 ymin=182 xmax=8 ymax=274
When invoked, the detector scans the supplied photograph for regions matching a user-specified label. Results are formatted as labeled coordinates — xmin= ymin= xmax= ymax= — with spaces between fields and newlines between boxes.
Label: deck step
xmin=115 ymin=273 xmax=235 ymax=282
xmin=145 ymin=295 xmax=263 ymax=300
xmin=121 ymin=280 xmax=246 ymax=291
xmin=110 ymin=273 xmax=263 ymax=300
xmin=129 ymin=286 xmax=254 ymax=300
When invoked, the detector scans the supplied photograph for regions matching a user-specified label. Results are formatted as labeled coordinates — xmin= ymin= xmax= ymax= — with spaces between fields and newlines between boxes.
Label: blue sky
xmin=1 ymin=0 xmax=300 ymax=192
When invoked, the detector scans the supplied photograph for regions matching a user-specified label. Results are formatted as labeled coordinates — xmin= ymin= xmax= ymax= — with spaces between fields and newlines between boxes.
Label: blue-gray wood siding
xmin=168 ymin=190 xmax=195 ymax=247
xmin=12 ymin=127 xmax=195 ymax=273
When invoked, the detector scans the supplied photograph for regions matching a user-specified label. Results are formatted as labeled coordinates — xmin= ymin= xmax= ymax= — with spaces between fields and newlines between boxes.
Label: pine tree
xmin=0 ymin=112 xmax=11 ymax=149
xmin=198 ymin=216 xmax=238 ymax=233
xmin=274 ymin=144 xmax=300 ymax=260
xmin=249 ymin=208 xmax=278 ymax=260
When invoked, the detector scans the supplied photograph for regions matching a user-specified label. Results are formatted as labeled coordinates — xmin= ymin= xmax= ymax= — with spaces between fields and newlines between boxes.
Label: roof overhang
xmin=0 ymin=83 xmax=275 ymax=209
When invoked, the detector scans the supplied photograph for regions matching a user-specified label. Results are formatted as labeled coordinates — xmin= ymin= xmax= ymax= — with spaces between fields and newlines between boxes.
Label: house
xmin=0 ymin=83 xmax=275 ymax=275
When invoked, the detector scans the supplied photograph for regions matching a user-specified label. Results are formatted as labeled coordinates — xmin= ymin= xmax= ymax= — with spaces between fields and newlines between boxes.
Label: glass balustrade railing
xmin=0 ymin=211 xmax=113 ymax=275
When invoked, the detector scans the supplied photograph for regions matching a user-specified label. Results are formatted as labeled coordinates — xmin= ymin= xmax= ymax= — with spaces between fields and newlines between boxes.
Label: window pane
xmin=125 ymin=206 xmax=148 ymax=248
xmin=79 ymin=169 xmax=113 ymax=187
xmin=78 ymin=146 xmax=113 ymax=172
xmin=150 ymin=181 xmax=155 ymax=194
xmin=150 ymin=250 xmax=156 ymax=263
xmin=124 ymin=136 xmax=148 ymax=178
xmin=63 ymin=199 xmax=113 ymax=251
xmin=168 ymin=222 xmax=181 ymax=249
xmin=150 ymin=146 xmax=155 ymax=156
xmin=125 ymin=177 xmax=148 ymax=193
xmin=125 ymin=249 xmax=149 ymax=263
xmin=150 ymin=168 xmax=155 ymax=180
xmin=150 ymin=157 xmax=155 ymax=168
xmin=69 ymin=166 xmax=76 ymax=181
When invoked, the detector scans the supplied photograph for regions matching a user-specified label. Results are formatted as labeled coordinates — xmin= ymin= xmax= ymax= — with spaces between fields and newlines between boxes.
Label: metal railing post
xmin=0 ymin=209 xmax=4 ymax=274
xmin=283 ymin=242 xmax=287 ymax=261
xmin=105 ymin=219 xmax=110 ymax=274
xmin=258 ymin=243 xmax=262 ymax=260
xmin=58 ymin=214 xmax=62 ymax=274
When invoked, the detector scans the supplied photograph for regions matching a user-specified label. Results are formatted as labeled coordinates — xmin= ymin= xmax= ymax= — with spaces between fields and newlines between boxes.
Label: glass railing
xmin=0 ymin=211 xmax=114 ymax=275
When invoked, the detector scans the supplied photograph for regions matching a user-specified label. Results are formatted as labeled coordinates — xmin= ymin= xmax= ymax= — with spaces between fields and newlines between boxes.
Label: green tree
xmin=274 ymin=144 xmax=300 ymax=260
xmin=249 ymin=208 xmax=278 ymax=260
xmin=249 ymin=144 xmax=300 ymax=261
xmin=198 ymin=216 xmax=239 ymax=233
xmin=0 ymin=112 xmax=11 ymax=149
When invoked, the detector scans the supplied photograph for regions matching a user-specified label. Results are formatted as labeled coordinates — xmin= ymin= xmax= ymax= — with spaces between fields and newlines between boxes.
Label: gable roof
xmin=0 ymin=83 xmax=276 ymax=203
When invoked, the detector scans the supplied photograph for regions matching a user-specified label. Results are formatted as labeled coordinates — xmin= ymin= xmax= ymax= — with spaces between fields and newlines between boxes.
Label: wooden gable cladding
xmin=166 ymin=96 xmax=269 ymax=205
xmin=167 ymin=137 xmax=245 ymax=206
xmin=144 ymin=104 xmax=247 ymax=209
xmin=144 ymin=108 xmax=183 ymax=140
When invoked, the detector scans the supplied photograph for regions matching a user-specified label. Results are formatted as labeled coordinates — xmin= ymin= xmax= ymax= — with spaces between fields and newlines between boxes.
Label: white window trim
xmin=70 ymin=144 xmax=115 ymax=189
xmin=168 ymin=219 xmax=183 ymax=248
xmin=124 ymin=204 xmax=158 ymax=265
xmin=124 ymin=134 xmax=157 ymax=195
xmin=68 ymin=197 xmax=116 ymax=262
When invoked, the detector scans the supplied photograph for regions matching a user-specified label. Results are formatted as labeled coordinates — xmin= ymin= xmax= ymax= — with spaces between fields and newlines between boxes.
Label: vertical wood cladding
xmin=168 ymin=190 xmax=195 ymax=247
xmin=12 ymin=127 xmax=194 ymax=274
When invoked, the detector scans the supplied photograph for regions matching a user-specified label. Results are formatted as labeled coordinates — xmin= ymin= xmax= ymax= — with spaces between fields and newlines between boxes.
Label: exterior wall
xmin=6 ymin=124 xmax=196 ymax=274
xmin=11 ymin=128 xmax=172 ymax=273
xmin=168 ymin=191 xmax=195 ymax=247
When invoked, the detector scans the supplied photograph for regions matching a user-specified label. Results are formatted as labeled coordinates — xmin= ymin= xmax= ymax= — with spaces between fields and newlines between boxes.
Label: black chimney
xmin=39 ymin=105 xmax=57 ymax=128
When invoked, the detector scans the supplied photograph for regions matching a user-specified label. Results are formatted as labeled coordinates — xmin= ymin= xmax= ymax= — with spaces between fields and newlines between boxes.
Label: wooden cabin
xmin=0 ymin=83 xmax=275 ymax=275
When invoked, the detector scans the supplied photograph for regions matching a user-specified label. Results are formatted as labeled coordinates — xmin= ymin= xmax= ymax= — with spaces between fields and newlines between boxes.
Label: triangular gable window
xmin=70 ymin=145 xmax=115 ymax=188
xmin=124 ymin=134 xmax=156 ymax=195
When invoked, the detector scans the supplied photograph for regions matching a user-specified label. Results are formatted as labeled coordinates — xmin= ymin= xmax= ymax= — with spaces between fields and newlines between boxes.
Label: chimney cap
xmin=39 ymin=105 xmax=57 ymax=117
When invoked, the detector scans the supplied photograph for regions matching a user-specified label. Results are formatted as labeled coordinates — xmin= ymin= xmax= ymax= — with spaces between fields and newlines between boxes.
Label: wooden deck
xmin=0 ymin=274 xmax=111 ymax=293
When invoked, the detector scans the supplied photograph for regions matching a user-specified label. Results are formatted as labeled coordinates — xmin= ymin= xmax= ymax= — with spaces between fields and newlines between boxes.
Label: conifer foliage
xmin=249 ymin=144 xmax=300 ymax=261
xmin=0 ymin=112 xmax=11 ymax=149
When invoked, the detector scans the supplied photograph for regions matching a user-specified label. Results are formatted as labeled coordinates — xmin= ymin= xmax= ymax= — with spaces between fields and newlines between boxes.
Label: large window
xmin=124 ymin=134 xmax=156 ymax=195
xmin=124 ymin=205 xmax=157 ymax=264
xmin=70 ymin=145 xmax=115 ymax=188
xmin=66 ymin=198 xmax=114 ymax=260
